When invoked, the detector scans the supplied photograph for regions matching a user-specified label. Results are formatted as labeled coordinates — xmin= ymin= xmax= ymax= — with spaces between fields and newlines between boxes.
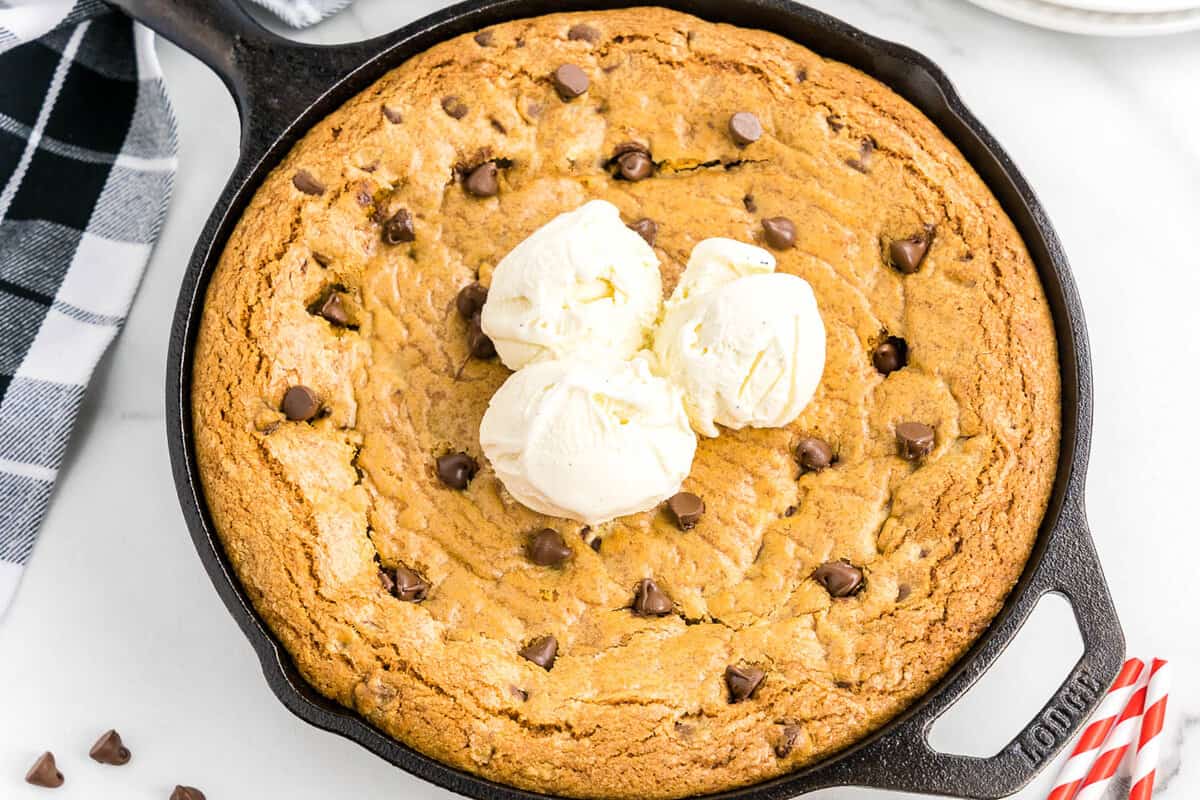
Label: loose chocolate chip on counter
xmin=528 ymin=528 xmax=573 ymax=566
xmin=743 ymin=194 xmax=757 ymax=213
xmin=170 ymin=787 xmax=206 ymax=800
xmin=728 ymin=112 xmax=763 ymax=146
xmin=519 ymin=635 xmax=559 ymax=669
xmin=612 ymin=143 xmax=653 ymax=181
xmin=896 ymin=422 xmax=935 ymax=461
xmin=281 ymin=385 xmax=320 ymax=422
xmin=872 ymin=336 xmax=908 ymax=375
xmin=292 ymin=170 xmax=325 ymax=196
xmin=456 ymin=282 xmax=489 ymax=319
xmin=632 ymin=578 xmax=673 ymax=616
xmin=568 ymin=23 xmax=600 ymax=43
xmin=436 ymin=451 xmax=478 ymax=489
xmin=467 ymin=315 xmax=496 ymax=359
xmin=762 ymin=216 xmax=796 ymax=250
xmin=666 ymin=492 xmax=705 ymax=530
xmin=441 ymin=95 xmax=469 ymax=119
xmin=464 ymin=162 xmax=500 ymax=197
xmin=888 ymin=226 xmax=935 ymax=274
xmin=552 ymin=64 xmax=590 ymax=99
xmin=389 ymin=564 xmax=430 ymax=602
xmin=795 ymin=437 xmax=833 ymax=473
xmin=812 ymin=560 xmax=864 ymax=597
xmin=318 ymin=292 xmax=351 ymax=327
xmin=775 ymin=724 xmax=803 ymax=758
xmin=25 ymin=752 xmax=63 ymax=788
xmin=628 ymin=218 xmax=657 ymax=246
xmin=382 ymin=208 xmax=415 ymax=244
xmin=382 ymin=105 xmax=403 ymax=124
xmin=89 ymin=729 xmax=131 ymax=765
xmin=724 ymin=665 xmax=765 ymax=703
xmin=474 ymin=30 xmax=494 ymax=46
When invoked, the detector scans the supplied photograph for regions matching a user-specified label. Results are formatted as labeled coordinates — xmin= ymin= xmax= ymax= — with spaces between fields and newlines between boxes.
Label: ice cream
xmin=480 ymin=200 xmax=662 ymax=371
xmin=479 ymin=356 xmax=696 ymax=525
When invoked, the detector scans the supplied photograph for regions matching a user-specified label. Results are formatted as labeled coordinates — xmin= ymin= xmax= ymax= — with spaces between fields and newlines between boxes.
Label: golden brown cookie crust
xmin=192 ymin=8 xmax=1061 ymax=798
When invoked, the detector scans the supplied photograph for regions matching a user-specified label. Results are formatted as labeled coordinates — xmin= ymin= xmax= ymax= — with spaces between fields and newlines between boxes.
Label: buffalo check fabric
xmin=0 ymin=0 xmax=348 ymax=614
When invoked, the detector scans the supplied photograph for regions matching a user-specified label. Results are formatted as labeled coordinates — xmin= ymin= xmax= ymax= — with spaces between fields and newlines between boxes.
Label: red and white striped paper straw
xmin=1046 ymin=657 xmax=1145 ymax=800
xmin=1129 ymin=658 xmax=1171 ymax=800
xmin=1073 ymin=675 xmax=1149 ymax=800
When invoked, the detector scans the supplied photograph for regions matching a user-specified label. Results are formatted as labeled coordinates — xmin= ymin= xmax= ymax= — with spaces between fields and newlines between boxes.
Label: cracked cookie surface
xmin=192 ymin=8 xmax=1061 ymax=798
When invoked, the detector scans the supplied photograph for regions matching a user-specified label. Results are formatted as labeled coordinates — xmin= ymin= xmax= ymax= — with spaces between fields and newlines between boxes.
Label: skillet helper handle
xmin=828 ymin=505 xmax=1125 ymax=797
xmin=105 ymin=0 xmax=371 ymax=160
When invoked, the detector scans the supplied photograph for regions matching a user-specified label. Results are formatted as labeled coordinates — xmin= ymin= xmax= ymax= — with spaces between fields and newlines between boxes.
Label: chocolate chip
xmin=355 ymin=187 xmax=373 ymax=206
xmin=318 ymin=292 xmax=351 ymax=327
xmin=510 ymin=685 xmax=528 ymax=701
xmin=590 ymin=536 xmax=602 ymax=552
xmin=552 ymin=64 xmax=589 ymax=99
xmin=795 ymin=437 xmax=833 ymax=472
xmin=311 ymin=251 xmax=332 ymax=267
xmin=474 ymin=30 xmax=494 ymax=46
xmin=382 ymin=105 xmax=403 ymax=124
xmin=389 ymin=564 xmax=430 ymax=601
xmin=813 ymin=560 xmax=864 ymax=597
xmin=896 ymin=422 xmax=935 ymax=461
xmin=436 ymin=451 xmax=477 ymax=489
xmin=89 ymin=729 xmax=131 ymax=765
xmin=743 ymin=194 xmax=757 ymax=213
xmin=724 ymin=665 xmax=765 ymax=702
xmin=170 ymin=787 xmax=206 ymax=800
xmin=628 ymin=218 xmax=657 ymax=245
xmin=666 ymin=492 xmax=704 ymax=530
xmin=897 ymin=584 xmax=912 ymax=601
xmin=775 ymin=724 xmax=803 ymax=757
xmin=612 ymin=143 xmax=653 ymax=181
xmin=456 ymin=282 xmax=488 ymax=319
xmin=729 ymin=112 xmax=763 ymax=146
xmin=783 ymin=505 xmax=797 ymax=517
xmin=464 ymin=162 xmax=500 ymax=197
xmin=382 ymin=208 xmax=415 ymax=244
xmin=568 ymin=23 xmax=600 ymax=43
xmin=872 ymin=336 xmax=908 ymax=375
xmin=889 ymin=226 xmax=935 ymax=274
xmin=762 ymin=216 xmax=796 ymax=250
xmin=519 ymin=635 xmax=558 ymax=669
xmin=25 ymin=752 xmax=63 ymax=788
xmin=826 ymin=115 xmax=844 ymax=133
xmin=528 ymin=528 xmax=572 ymax=566
xmin=292 ymin=170 xmax=324 ymax=196
xmin=796 ymin=67 xmax=808 ymax=82
xmin=632 ymin=578 xmax=672 ymax=616
xmin=467 ymin=315 xmax=496 ymax=359
xmin=281 ymin=385 xmax=320 ymax=421
xmin=378 ymin=566 xmax=395 ymax=594
xmin=441 ymin=95 xmax=468 ymax=119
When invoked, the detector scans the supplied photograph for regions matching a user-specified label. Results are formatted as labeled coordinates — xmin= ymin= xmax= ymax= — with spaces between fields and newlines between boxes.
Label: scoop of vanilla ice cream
xmin=480 ymin=200 xmax=662 ymax=371
xmin=479 ymin=356 xmax=696 ymax=525
xmin=654 ymin=241 xmax=825 ymax=437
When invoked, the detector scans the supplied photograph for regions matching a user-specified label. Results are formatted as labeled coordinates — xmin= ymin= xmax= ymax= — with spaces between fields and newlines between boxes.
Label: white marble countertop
xmin=1 ymin=0 xmax=1197 ymax=797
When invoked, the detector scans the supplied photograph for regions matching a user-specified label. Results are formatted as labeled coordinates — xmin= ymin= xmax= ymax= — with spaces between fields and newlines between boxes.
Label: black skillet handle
xmin=822 ymin=501 xmax=1125 ymax=797
xmin=105 ymin=0 xmax=375 ymax=162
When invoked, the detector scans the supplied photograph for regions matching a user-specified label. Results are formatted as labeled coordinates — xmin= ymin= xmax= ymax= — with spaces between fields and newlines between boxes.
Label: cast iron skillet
xmin=109 ymin=0 xmax=1124 ymax=796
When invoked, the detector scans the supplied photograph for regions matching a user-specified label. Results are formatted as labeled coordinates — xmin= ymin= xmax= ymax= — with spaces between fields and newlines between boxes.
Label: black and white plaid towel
xmin=0 ymin=0 xmax=347 ymax=614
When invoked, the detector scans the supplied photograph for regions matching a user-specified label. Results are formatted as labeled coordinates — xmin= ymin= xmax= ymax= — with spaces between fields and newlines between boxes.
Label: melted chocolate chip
xmin=795 ymin=437 xmax=834 ymax=472
xmin=292 ymin=170 xmax=324 ymax=196
xmin=441 ymin=95 xmax=469 ymax=119
xmin=628 ymin=218 xmax=657 ymax=245
xmin=632 ymin=578 xmax=672 ymax=616
xmin=456 ymin=282 xmax=489 ymax=319
xmin=762 ymin=216 xmax=796 ymax=250
xmin=389 ymin=564 xmax=430 ymax=602
xmin=724 ymin=665 xmax=765 ymax=702
xmin=872 ymin=336 xmax=908 ymax=375
xmin=519 ymin=635 xmax=558 ymax=669
xmin=467 ymin=315 xmax=496 ymax=359
xmin=528 ymin=528 xmax=572 ymax=566
xmin=568 ymin=23 xmax=600 ymax=43
xmin=317 ymin=292 xmax=351 ymax=327
xmin=382 ymin=208 xmax=415 ymax=244
xmin=813 ymin=560 xmax=864 ymax=597
xmin=729 ymin=111 xmax=763 ymax=146
xmin=666 ymin=492 xmax=704 ymax=530
xmin=612 ymin=143 xmax=653 ymax=181
xmin=89 ymin=729 xmax=131 ymax=765
xmin=436 ymin=452 xmax=478 ymax=489
xmin=382 ymin=105 xmax=403 ymax=124
xmin=464 ymin=162 xmax=500 ymax=197
xmin=25 ymin=752 xmax=63 ymax=788
xmin=170 ymin=787 xmax=206 ymax=800
xmin=552 ymin=64 xmax=590 ymax=99
xmin=889 ymin=226 xmax=935 ymax=274
xmin=281 ymin=385 xmax=320 ymax=422
xmin=896 ymin=422 xmax=935 ymax=461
